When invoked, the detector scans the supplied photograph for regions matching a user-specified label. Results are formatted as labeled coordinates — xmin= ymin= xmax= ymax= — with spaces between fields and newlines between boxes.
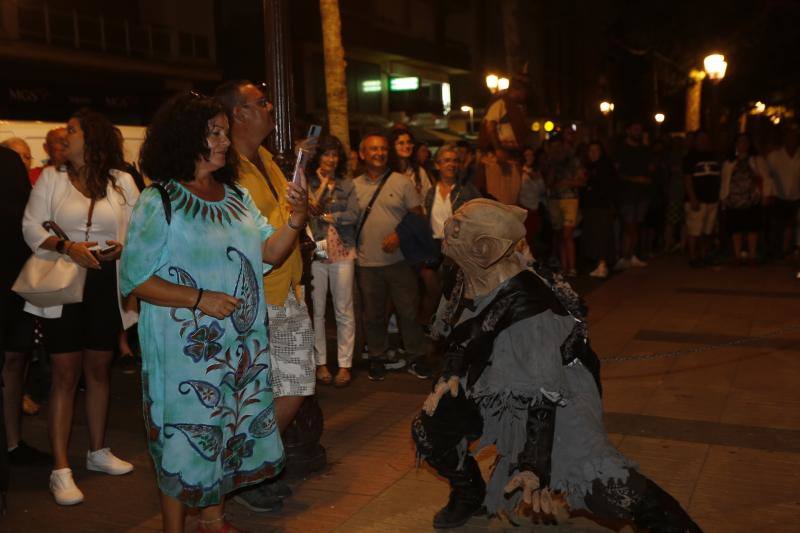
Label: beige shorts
xmin=684 ymin=202 xmax=718 ymax=237
xmin=548 ymin=198 xmax=580 ymax=230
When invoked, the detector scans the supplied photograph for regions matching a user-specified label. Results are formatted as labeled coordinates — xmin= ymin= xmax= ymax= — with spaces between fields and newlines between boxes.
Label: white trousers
xmin=310 ymin=259 xmax=355 ymax=368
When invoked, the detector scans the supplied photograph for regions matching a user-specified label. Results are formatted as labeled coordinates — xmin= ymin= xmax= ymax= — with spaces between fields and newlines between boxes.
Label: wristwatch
xmin=287 ymin=217 xmax=305 ymax=231
xmin=56 ymin=239 xmax=66 ymax=254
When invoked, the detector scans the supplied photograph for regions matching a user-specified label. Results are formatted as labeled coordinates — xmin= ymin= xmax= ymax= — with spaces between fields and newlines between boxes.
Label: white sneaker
xmin=387 ymin=314 xmax=399 ymax=334
xmin=589 ymin=263 xmax=609 ymax=279
xmin=50 ymin=468 xmax=84 ymax=505
xmin=614 ymin=258 xmax=630 ymax=271
xmin=630 ymin=255 xmax=648 ymax=267
xmin=86 ymin=448 xmax=133 ymax=475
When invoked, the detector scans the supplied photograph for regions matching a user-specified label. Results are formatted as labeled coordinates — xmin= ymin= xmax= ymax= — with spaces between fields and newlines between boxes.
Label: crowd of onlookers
xmin=1 ymin=81 xmax=799 ymax=525
xmin=453 ymin=122 xmax=800 ymax=279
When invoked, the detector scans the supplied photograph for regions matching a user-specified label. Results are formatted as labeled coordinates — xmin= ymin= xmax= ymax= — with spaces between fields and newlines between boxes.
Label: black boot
xmin=585 ymin=469 xmax=702 ymax=533
xmin=631 ymin=472 xmax=703 ymax=533
xmin=430 ymin=454 xmax=486 ymax=529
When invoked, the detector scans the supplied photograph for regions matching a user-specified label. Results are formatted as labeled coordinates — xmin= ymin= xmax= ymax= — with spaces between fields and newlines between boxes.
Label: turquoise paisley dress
xmin=120 ymin=181 xmax=284 ymax=507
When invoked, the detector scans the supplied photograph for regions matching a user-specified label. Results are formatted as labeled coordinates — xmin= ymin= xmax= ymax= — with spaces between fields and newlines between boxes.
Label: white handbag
xmin=12 ymin=198 xmax=95 ymax=308
xmin=12 ymin=252 xmax=87 ymax=307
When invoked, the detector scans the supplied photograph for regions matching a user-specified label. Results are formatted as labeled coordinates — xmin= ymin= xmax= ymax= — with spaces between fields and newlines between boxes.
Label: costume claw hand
xmin=422 ymin=376 xmax=459 ymax=416
xmin=504 ymin=471 xmax=540 ymax=505
xmin=504 ymin=472 xmax=569 ymax=523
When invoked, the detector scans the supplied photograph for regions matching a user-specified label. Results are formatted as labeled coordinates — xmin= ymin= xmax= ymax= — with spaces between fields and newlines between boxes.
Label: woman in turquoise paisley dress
xmin=119 ymin=93 xmax=308 ymax=533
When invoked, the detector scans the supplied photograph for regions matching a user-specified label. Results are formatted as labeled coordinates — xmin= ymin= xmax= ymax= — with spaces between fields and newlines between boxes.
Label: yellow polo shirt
xmin=237 ymin=146 xmax=302 ymax=306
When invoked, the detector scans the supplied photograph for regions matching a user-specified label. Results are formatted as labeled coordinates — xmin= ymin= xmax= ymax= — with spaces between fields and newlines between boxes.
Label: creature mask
xmin=443 ymin=199 xmax=528 ymax=275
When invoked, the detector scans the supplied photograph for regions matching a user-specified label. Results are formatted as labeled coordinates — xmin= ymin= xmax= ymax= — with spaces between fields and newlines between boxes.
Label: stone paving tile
xmin=660 ymin=353 xmax=740 ymax=392
xmin=599 ymin=343 xmax=677 ymax=380
xmin=634 ymin=329 xmax=800 ymax=350
xmin=604 ymin=413 xmax=800 ymax=455
xmin=640 ymin=386 xmax=730 ymax=423
xmin=691 ymin=314 xmax=754 ymax=335
xmin=720 ymin=390 xmax=800 ymax=431
xmin=229 ymin=487 xmax=373 ymax=533
xmin=332 ymin=471 xmax=613 ymax=532
xmin=731 ymin=349 xmax=800 ymax=392
xmin=676 ymin=287 xmax=800 ymax=299
xmin=599 ymin=377 xmax=663 ymax=414
xmin=688 ymin=446 xmax=800 ymax=533
xmin=641 ymin=313 xmax=701 ymax=332
xmin=616 ymin=436 xmax=709 ymax=508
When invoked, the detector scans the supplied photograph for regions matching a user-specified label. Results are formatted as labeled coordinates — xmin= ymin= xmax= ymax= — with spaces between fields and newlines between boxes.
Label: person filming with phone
xmin=20 ymin=108 xmax=140 ymax=505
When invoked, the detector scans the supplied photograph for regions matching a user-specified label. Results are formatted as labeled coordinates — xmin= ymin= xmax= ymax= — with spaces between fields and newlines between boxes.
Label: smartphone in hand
xmin=292 ymin=125 xmax=322 ymax=190
xmin=91 ymin=245 xmax=117 ymax=259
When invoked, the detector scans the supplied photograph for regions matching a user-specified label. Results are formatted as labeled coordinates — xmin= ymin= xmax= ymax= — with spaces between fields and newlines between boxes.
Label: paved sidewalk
xmin=3 ymin=256 xmax=799 ymax=532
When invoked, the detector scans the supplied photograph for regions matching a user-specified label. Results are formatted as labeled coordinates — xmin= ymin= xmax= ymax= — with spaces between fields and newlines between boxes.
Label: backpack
xmin=726 ymin=158 xmax=760 ymax=209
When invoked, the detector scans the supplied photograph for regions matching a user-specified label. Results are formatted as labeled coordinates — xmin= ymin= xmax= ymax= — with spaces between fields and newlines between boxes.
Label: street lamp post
xmin=262 ymin=0 xmax=327 ymax=480
xmin=686 ymin=69 xmax=706 ymax=132
xmin=654 ymin=112 xmax=665 ymax=136
xmin=599 ymin=100 xmax=615 ymax=139
xmin=703 ymin=53 xmax=727 ymax=150
xmin=460 ymin=105 xmax=474 ymax=135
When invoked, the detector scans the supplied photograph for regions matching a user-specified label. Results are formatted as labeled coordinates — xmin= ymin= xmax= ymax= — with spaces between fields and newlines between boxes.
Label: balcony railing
xmin=4 ymin=0 xmax=213 ymax=63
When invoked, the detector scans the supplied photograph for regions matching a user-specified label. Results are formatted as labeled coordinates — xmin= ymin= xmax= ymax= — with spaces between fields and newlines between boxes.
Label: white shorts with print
xmin=684 ymin=202 xmax=718 ymax=237
xmin=267 ymin=288 xmax=315 ymax=398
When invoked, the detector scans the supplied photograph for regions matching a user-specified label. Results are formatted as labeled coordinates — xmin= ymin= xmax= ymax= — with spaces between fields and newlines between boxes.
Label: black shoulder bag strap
xmin=149 ymin=182 xmax=172 ymax=224
xmin=355 ymin=169 xmax=391 ymax=247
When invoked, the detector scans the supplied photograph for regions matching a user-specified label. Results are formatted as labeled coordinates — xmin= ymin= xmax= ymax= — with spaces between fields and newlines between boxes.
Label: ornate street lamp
xmin=703 ymin=53 xmax=728 ymax=82
xmin=485 ymin=74 xmax=499 ymax=93
xmin=703 ymin=53 xmax=727 ymax=149
xmin=599 ymin=101 xmax=614 ymax=115
xmin=460 ymin=105 xmax=474 ymax=134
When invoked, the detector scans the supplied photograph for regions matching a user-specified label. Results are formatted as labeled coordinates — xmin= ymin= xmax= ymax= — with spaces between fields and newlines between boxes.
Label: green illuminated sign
xmin=390 ymin=77 xmax=419 ymax=91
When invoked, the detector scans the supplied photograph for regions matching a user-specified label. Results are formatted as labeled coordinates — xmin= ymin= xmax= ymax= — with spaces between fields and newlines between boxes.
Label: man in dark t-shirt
xmin=682 ymin=131 xmax=721 ymax=266
xmin=615 ymin=122 xmax=653 ymax=269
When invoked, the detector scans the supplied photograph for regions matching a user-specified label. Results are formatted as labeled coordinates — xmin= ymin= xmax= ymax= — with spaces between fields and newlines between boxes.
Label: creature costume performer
xmin=413 ymin=199 xmax=701 ymax=531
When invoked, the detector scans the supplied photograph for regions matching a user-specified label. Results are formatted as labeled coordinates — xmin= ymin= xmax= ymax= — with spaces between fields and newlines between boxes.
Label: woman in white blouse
xmin=22 ymin=109 xmax=139 ymax=505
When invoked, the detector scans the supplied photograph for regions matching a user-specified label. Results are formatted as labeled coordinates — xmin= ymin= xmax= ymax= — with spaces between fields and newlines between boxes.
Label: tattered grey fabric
xmin=456 ymin=273 xmax=635 ymax=515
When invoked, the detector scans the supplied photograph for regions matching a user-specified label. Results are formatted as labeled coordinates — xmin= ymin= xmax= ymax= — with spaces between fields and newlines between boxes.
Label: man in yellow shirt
xmin=215 ymin=80 xmax=314 ymax=511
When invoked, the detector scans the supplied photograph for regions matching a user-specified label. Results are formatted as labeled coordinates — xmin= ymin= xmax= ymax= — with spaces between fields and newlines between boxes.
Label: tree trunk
xmin=501 ymin=0 xmax=520 ymax=75
xmin=319 ymin=0 xmax=350 ymax=154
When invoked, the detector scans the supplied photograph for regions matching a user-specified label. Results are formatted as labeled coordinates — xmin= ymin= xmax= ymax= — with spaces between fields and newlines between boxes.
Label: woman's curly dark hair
xmin=68 ymin=108 xmax=125 ymax=199
xmin=139 ymin=92 xmax=237 ymax=184
xmin=307 ymin=134 xmax=348 ymax=183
